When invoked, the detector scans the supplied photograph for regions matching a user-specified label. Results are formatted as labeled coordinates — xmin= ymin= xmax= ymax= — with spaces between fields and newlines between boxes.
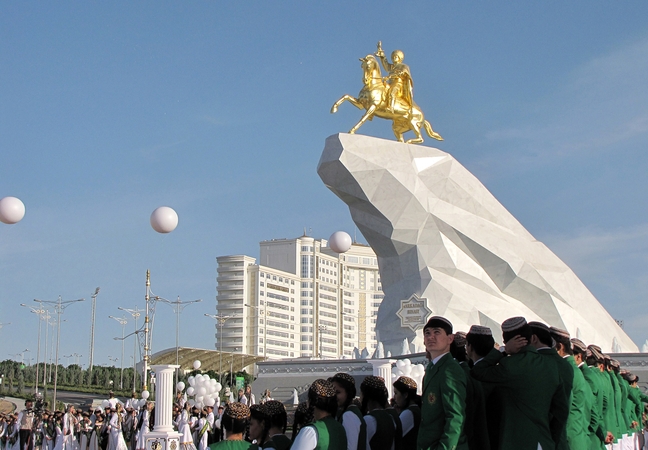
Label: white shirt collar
xmin=432 ymin=352 xmax=449 ymax=365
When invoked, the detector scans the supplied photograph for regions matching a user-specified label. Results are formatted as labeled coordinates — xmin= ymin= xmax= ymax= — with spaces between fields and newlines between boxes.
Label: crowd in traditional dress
xmin=4 ymin=315 xmax=648 ymax=450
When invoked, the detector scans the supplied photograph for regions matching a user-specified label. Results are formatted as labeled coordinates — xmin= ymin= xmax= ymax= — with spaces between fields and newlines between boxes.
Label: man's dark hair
xmin=466 ymin=333 xmax=495 ymax=358
xmin=552 ymin=334 xmax=573 ymax=355
xmin=528 ymin=324 xmax=552 ymax=347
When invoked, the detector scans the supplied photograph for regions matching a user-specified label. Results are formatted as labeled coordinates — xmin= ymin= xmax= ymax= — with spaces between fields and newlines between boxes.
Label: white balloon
xmin=195 ymin=374 xmax=204 ymax=384
xmin=188 ymin=376 xmax=195 ymax=387
xmin=193 ymin=360 xmax=202 ymax=370
xmin=203 ymin=374 xmax=210 ymax=381
xmin=403 ymin=365 xmax=412 ymax=376
xmin=188 ymin=399 xmax=195 ymax=407
xmin=186 ymin=387 xmax=195 ymax=396
xmin=141 ymin=390 xmax=150 ymax=400
xmin=214 ymin=383 xmax=222 ymax=392
xmin=176 ymin=381 xmax=185 ymax=391
xmin=396 ymin=360 xmax=405 ymax=369
xmin=101 ymin=400 xmax=110 ymax=408
xmin=204 ymin=397 xmax=215 ymax=407
xmin=403 ymin=359 xmax=411 ymax=366
xmin=0 ymin=197 xmax=25 ymax=225
xmin=328 ymin=231 xmax=352 ymax=253
xmin=197 ymin=387 xmax=207 ymax=397
xmin=195 ymin=402 xmax=203 ymax=409
xmin=150 ymin=206 xmax=178 ymax=233
xmin=195 ymin=395 xmax=203 ymax=404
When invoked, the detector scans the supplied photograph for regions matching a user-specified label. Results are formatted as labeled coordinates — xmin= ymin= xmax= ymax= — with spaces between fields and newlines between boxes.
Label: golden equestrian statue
xmin=331 ymin=41 xmax=443 ymax=144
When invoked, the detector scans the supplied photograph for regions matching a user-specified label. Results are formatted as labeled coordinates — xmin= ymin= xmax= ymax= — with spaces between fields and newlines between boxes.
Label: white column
xmin=368 ymin=359 xmax=396 ymax=399
xmin=151 ymin=364 xmax=179 ymax=432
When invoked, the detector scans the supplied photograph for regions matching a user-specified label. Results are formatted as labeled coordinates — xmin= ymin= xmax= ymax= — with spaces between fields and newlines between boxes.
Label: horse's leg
xmin=392 ymin=122 xmax=405 ymax=143
xmin=405 ymin=121 xmax=424 ymax=144
xmin=349 ymin=104 xmax=377 ymax=134
xmin=331 ymin=95 xmax=364 ymax=113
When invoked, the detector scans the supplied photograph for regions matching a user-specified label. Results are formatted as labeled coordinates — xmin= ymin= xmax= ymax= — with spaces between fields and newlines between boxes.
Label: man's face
xmin=424 ymin=327 xmax=453 ymax=356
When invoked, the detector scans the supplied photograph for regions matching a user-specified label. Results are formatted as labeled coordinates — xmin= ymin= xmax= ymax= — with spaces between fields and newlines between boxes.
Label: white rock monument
xmin=317 ymin=133 xmax=637 ymax=354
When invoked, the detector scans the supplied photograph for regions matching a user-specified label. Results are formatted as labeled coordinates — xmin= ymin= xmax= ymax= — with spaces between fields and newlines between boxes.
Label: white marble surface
xmin=318 ymin=133 xmax=638 ymax=353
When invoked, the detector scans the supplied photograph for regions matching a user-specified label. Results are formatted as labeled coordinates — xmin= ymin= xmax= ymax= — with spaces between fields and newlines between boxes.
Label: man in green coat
xmin=470 ymin=316 xmax=568 ymax=450
xmin=527 ymin=322 xmax=572 ymax=450
xmin=549 ymin=327 xmax=590 ymax=449
xmin=417 ymin=316 xmax=468 ymax=450
xmin=587 ymin=345 xmax=615 ymax=447
xmin=572 ymin=338 xmax=607 ymax=449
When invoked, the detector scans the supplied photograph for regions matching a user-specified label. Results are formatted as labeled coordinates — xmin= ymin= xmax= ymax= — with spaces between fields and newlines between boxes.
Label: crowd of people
xmin=3 ymin=315 xmax=648 ymax=450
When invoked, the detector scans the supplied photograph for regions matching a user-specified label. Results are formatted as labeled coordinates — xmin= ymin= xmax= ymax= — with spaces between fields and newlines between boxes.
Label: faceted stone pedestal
xmin=369 ymin=359 xmax=396 ymax=399
xmin=146 ymin=365 xmax=181 ymax=450
xmin=317 ymin=133 xmax=638 ymax=354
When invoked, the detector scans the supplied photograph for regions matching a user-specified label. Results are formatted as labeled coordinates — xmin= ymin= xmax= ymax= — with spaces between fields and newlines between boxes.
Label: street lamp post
xmin=118 ymin=306 xmax=143 ymax=390
xmin=88 ymin=288 xmax=100 ymax=371
xmin=204 ymin=313 xmax=235 ymax=385
xmin=34 ymin=296 xmax=84 ymax=408
xmin=20 ymin=304 xmax=45 ymax=393
xmin=109 ymin=316 xmax=128 ymax=389
xmin=159 ymin=296 xmax=202 ymax=388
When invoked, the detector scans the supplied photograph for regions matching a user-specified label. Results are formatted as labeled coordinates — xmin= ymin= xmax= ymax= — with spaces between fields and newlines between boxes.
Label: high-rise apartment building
xmin=215 ymin=235 xmax=383 ymax=359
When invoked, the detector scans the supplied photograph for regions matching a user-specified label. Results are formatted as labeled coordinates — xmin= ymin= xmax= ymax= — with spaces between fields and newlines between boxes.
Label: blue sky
xmin=2 ymin=3 xmax=648 ymax=367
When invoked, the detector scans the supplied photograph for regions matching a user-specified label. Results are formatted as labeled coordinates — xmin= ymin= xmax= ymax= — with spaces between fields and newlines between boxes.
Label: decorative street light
xmin=204 ymin=313 xmax=236 ymax=384
xmin=158 ymin=296 xmax=202 ymax=388
xmin=34 ymin=296 xmax=84 ymax=408
xmin=88 ymin=288 xmax=100 ymax=371
xmin=108 ymin=315 xmax=128 ymax=389
xmin=20 ymin=304 xmax=45 ymax=393
xmin=118 ymin=306 xmax=144 ymax=390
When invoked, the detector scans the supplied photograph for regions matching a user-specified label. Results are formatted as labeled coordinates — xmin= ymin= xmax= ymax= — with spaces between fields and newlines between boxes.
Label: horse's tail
xmin=423 ymin=120 xmax=444 ymax=141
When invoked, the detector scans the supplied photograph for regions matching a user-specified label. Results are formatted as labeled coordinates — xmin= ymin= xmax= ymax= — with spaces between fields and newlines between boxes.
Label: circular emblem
xmin=427 ymin=392 xmax=436 ymax=405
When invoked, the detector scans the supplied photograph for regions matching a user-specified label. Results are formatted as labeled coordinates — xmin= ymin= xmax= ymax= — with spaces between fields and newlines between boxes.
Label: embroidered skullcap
xmin=264 ymin=400 xmax=286 ymax=418
xmin=249 ymin=404 xmax=266 ymax=421
xmin=549 ymin=327 xmax=570 ymax=340
xmin=501 ymin=317 xmax=527 ymax=332
xmin=309 ymin=379 xmax=337 ymax=398
xmin=361 ymin=375 xmax=386 ymax=391
xmin=603 ymin=354 xmax=611 ymax=362
xmin=393 ymin=376 xmax=417 ymax=392
xmin=296 ymin=401 xmax=309 ymax=414
xmin=588 ymin=345 xmax=604 ymax=361
xmin=610 ymin=359 xmax=620 ymax=369
xmin=571 ymin=338 xmax=587 ymax=353
xmin=453 ymin=331 xmax=467 ymax=347
xmin=224 ymin=402 xmax=250 ymax=421
xmin=330 ymin=372 xmax=355 ymax=387
xmin=424 ymin=316 xmax=453 ymax=334
xmin=527 ymin=321 xmax=549 ymax=331
xmin=468 ymin=325 xmax=492 ymax=336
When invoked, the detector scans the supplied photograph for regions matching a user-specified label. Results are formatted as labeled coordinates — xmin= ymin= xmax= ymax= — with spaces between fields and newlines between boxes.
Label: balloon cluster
xmin=391 ymin=359 xmax=425 ymax=395
xmin=100 ymin=390 xmax=150 ymax=410
xmin=177 ymin=360 xmax=222 ymax=409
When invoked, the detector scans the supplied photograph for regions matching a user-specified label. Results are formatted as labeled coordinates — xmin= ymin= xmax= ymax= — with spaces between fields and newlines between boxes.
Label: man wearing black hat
xmin=417 ymin=316 xmax=468 ymax=450
xmin=471 ymin=316 xmax=568 ymax=450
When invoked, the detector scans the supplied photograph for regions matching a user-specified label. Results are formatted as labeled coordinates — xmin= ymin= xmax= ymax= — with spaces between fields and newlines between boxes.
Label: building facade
xmin=215 ymin=236 xmax=383 ymax=359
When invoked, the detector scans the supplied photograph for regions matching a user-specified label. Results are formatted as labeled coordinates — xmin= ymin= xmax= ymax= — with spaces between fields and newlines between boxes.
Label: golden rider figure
xmin=375 ymin=41 xmax=414 ymax=114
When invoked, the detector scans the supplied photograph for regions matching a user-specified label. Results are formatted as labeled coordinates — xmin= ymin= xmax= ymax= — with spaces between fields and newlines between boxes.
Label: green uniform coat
xmin=564 ymin=356 xmax=591 ymax=449
xmin=417 ymin=353 xmax=468 ymax=450
xmin=471 ymin=346 xmax=569 ymax=450
xmin=537 ymin=348 xmax=573 ymax=450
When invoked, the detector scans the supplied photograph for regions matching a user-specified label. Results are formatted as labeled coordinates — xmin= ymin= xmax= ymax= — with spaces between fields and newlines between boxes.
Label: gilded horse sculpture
xmin=331 ymin=42 xmax=443 ymax=145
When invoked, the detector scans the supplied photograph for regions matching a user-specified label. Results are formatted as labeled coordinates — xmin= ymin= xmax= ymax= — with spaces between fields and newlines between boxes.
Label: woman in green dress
xmin=208 ymin=403 xmax=255 ymax=450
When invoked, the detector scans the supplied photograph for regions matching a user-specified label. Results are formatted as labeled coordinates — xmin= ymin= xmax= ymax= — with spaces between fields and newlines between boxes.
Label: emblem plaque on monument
xmin=397 ymin=294 xmax=432 ymax=331
xmin=319 ymin=42 xmax=637 ymax=354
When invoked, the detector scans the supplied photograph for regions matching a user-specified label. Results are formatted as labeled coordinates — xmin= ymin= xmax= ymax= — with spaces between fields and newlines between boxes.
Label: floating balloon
xmin=193 ymin=360 xmax=201 ymax=370
xmin=204 ymin=397 xmax=215 ymax=407
xmin=0 ymin=197 xmax=25 ymax=224
xmin=328 ymin=231 xmax=352 ymax=253
xmin=188 ymin=376 xmax=195 ymax=387
xmin=150 ymin=206 xmax=178 ymax=233
xmin=141 ymin=390 xmax=150 ymax=400
xmin=101 ymin=400 xmax=110 ymax=408
xmin=186 ymin=387 xmax=195 ymax=396
xmin=176 ymin=381 xmax=185 ymax=391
